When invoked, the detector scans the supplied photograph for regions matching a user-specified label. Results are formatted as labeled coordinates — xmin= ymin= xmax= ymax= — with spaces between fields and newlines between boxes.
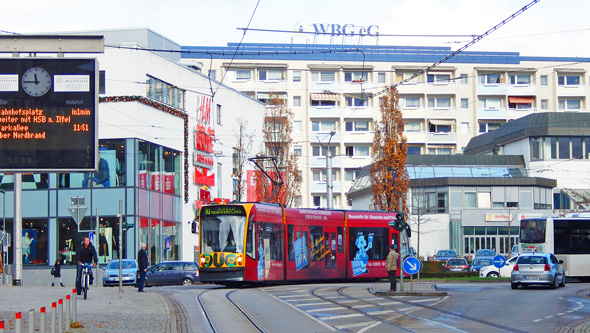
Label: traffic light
xmin=394 ymin=213 xmax=405 ymax=230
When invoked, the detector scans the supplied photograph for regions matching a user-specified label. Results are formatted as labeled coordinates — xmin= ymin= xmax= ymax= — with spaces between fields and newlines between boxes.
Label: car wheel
xmin=487 ymin=272 xmax=499 ymax=278
xmin=560 ymin=274 xmax=566 ymax=287
xmin=511 ymin=283 xmax=518 ymax=289
xmin=551 ymin=275 xmax=558 ymax=289
xmin=182 ymin=278 xmax=193 ymax=286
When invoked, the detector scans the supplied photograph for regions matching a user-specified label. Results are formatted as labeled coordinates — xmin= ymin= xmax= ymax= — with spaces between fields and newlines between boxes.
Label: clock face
xmin=21 ymin=67 xmax=52 ymax=97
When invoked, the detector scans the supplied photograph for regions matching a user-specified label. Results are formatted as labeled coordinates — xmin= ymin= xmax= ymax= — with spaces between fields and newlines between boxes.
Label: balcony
xmin=340 ymin=131 xmax=373 ymax=143
xmin=404 ymin=131 xmax=427 ymax=143
xmin=477 ymin=83 xmax=507 ymax=95
xmin=309 ymin=131 xmax=340 ymax=144
xmin=310 ymin=106 xmax=342 ymax=118
xmin=506 ymin=84 xmax=537 ymax=96
xmin=424 ymin=82 xmax=457 ymax=94
xmin=342 ymin=80 xmax=374 ymax=91
xmin=556 ymin=85 xmax=590 ymax=97
xmin=477 ymin=107 xmax=507 ymax=119
xmin=310 ymin=81 xmax=340 ymax=92
xmin=427 ymin=131 xmax=456 ymax=143
xmin=426 ymin=107 xmax=457 ymax=119
xmin=310 ymin=181 xmax=345 ymax=193
xmin=402 ymin=107 xmax=427 ymax=118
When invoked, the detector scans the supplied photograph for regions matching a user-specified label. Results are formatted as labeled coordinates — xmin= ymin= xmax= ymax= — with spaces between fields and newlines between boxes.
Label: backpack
xmin=50 ymin=268 xmax=55 ymax=276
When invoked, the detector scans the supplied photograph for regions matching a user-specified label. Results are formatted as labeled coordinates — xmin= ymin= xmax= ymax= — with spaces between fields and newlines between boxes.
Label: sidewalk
xmin=0 ymin=285 xmax=176 ymax=332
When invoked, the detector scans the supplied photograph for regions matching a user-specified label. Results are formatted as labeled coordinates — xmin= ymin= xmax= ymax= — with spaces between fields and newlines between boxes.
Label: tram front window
xmin=201 ymin=215 xmax=246 ymax=254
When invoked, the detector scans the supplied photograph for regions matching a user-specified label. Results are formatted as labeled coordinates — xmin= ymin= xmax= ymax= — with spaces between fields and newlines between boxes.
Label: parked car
xmin=474 ymin=249 xmax=496 ymax=258
xmin=510 ymin=252 xmax=565 ymax=289
xmin=510 ymin=245 xmax=520 ymax=257
xmin=145 ymin=261 xmax=199 ymax=287
xmin=435 ymin=250 xmax=457 ymax=261
xmin=479 ymin=256 xmax=518 ymax=278
xmin=401 ymin=246 xmax=416 ymax=259
xmin=444 ymin=258 xmax=470 ymax=272
xmin=102 ymin=259 xmax=138 ymax=287
xmin=470 ymin=257 xmax=494 ymax=272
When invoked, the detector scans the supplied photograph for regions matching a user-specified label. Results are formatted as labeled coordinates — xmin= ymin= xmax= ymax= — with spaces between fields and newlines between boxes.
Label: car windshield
xmin=438 ymin=251 xmax=454 ymax=256
xmin=106 ymin=261 xmax=136 ymax=269
xmin=473 ymin=258 xmax=492 ymax=266
xmin=476 ymin=250 xmax=495 ymax=256
xmin=448 ymin=259 xmax=465 ymax=265
xmin=518 ymin=256 xmax=547 ymax=265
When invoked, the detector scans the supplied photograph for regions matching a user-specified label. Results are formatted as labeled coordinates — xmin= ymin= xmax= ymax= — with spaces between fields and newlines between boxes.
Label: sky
xmin=2 ymin=0 xmax=590 ymax=58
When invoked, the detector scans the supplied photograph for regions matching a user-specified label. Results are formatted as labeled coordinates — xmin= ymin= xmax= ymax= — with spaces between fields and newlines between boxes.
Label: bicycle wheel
xmin=83 ymin=271 xmax=88 ymax=300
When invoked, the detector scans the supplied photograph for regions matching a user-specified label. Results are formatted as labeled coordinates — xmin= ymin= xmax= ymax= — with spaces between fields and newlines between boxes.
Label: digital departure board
xmin=0 ymin=58 xmax=97 ymax=171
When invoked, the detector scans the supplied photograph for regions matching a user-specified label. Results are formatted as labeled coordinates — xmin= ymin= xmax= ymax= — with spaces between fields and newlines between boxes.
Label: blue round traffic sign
xmin=493 ymin=255 xmax=507 ymax=268
xmin=403 ymin=256 xmax=421 ymax=275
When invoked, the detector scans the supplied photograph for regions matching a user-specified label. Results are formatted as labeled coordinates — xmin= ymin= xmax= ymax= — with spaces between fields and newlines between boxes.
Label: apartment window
xmin=396 ymin=71 xmax=421 ymax=84
xmin=479 ymin=122 xmax=502 ymax=133
xmin=294 ymin=145 xmax=302 ymax=156
xmin=208 ymin=70 xmax=216 ymax=81
xmin=311 ymin=71 xmax=336 ymax=82
xmin=312 ymin=120 xmax=336 ymax=132
xmin=404 ymin=97 xmax=420 ymax=108
xmin=344 ymin=72 xmax=367 ymax=82
xmin=313 ymin=170 xmax=327 ymax=182
xmin=558 ymin=98 xmax=581 ymax=111
xmin=345 ymin=145 xmax=369 ymax=157
xmin=479 ymin=73 xmax=503 ymax=84
xmin=408 ymin=146 xmax=421 ymax=155
xmin=427 ymin=97 xmax=451 ymax=109
xmin=464 ymin=192 xmax=477 ymax=208
xmin=345 ymin=169 xmax=361 ymax=182
xmin=259 ymin=70 xmax=284 ymax=81
xmin=313 ymin=196 xmax=321 ymax=207
xmin=377 ymin=72 xmax=386 ymax=83
xmin=235 ymin=70 xmax=252 ymax=80
xmin=293 ymin=71 xmax=301 ymax=82
xmin=541 ymin=99 xmax=548 ymax=110
xmin=216 ymin=104 xmax=222 ymax=125
xmin=312 ymin=145 xmax=336 ymax=157
xmin=346 ymin=96 xmax=366 ymax=107
xmin=293 ymin=121 xmax=302 ymax=133
xmin=558 ymin=75 xmax=580 ymax=86
xmin=405 ymin=121 xmax=420 ymax=132
xmin=427 ymin=73 xmax=451 ymax=84
xmin=293 ymin=96 xmax=301 ymax=107
xmin=345 ymin=120 xmax=369 ymax=132
xmin=509 ymin=74 xmax=531 ymax=85
xmin=508 ymin=97 xmax=533 ymax=110
xmin=479 ymin=98 xmax=501 ymax=110
xmin=428 ymin=147 xmax=452 ymax=155
xmin=460 ymin=74 xmax=468 ymax=85
xmin=540 ymin=75 xmax=548 ymax=86
xmin=460 ymin=122 xmax=469 ymax=134
xmin=461 ymin=98 xmax=469 ymax=109
xmin=530 ymin=137 xmax=543 ymax=160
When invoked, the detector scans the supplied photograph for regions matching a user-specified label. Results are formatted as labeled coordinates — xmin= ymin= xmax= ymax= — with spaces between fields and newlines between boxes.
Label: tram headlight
xmin=236 ymin=256 xmax=243 ymax=265
xmin=200 ymin=257 xmax=206 ymax=264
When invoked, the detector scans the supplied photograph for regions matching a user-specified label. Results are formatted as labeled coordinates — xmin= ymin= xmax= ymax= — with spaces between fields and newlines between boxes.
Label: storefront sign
xmin=485 ymin=213 xmax=512 ymax=222
xmin=194 ymin=152 xmax=214 ymax=168
xmin=195 ymin=167 xmax=215 ymax=186
xmin=308 ymin=23 xmax=379 ymax=37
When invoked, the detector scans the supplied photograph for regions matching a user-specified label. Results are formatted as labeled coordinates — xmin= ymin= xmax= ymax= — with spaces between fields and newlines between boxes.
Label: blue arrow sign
xmin=403 ymin=256 xmax=421 ymax=275
xmin=493 ymin=255 xmax=507 ymax=268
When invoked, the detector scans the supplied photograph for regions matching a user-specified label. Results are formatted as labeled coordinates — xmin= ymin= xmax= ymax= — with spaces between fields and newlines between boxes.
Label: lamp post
xmin=0 ymin=189 xmax=5 ymax=285
xmin=326 ymin=131 xmax=336 ymax=209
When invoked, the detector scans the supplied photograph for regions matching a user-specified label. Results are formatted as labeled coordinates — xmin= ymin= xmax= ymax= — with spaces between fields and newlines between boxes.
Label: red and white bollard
xmin=57 ymin=299 xmax=63 ymax=333
xmin=71 ymin=289 xmax=77 ymax=323
xmin=40 ymin=307 xmax=46 ymax=333
xmin=1 ymin=320 xmax=4 ymax=333
xmin=15 ymin=312 xmax=21 ymax=333
xmin=50 ymin=303 xmax=56 ymax=333
xmin=65 ymin=295 xmax=70 ymax=331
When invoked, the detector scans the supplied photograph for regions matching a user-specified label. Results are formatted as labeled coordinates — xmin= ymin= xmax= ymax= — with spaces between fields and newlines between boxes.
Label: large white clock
xmin=21 ymin=67 xmax=52 ymax=97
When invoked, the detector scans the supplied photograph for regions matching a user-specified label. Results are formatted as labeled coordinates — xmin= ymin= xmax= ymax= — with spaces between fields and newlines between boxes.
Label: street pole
xmin=13 ymin=173 xmax=22 ymax=286
xmin=325 ymin=131 xmax=335 ymax=209
xmin=118 ymin=200 xmax=122 ymax=293
xmin=0 ymin=189 xmax=5 ymax=285
xmin=399 ymin=197 xmax=404 ymax=292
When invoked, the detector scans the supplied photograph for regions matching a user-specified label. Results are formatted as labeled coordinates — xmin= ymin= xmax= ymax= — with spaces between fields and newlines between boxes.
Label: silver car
xmin=510 ymin=252 xmax=565 ymax=289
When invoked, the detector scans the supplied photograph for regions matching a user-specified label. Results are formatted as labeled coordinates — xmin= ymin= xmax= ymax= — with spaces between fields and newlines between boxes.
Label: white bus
xmin=520 ymin=213 xmax=590 ymax=277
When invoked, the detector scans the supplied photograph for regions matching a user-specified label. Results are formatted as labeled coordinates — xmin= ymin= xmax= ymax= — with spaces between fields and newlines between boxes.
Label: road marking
xmin=306 ymin=307 xmax=344 ymax=313
xmin=335 ymin=321 xmax=375 ymax=329
xmin=297 ymin=302 xmax=331 ymax=307
xmin=320 ymin=313 xmax=364 ymax=320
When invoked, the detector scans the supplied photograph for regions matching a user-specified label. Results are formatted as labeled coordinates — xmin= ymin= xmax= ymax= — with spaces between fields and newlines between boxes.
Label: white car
xmin=479 ymin=256 xmax=519 ymax=278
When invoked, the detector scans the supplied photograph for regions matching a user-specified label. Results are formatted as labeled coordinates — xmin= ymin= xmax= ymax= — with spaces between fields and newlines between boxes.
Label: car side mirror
xmin=102 ymin=267 xmax=106 ymax=270
xmin=559 ymin=260 xmax=564 ymax=264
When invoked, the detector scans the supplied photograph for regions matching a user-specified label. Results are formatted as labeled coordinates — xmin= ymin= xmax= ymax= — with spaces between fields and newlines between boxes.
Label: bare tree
xmin=232 ymin=117 xmax=255 ymax=202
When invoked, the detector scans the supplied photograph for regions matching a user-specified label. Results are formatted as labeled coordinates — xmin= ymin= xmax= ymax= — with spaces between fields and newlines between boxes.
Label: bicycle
xmin=80 ymin=263 xmax=93 ymax=300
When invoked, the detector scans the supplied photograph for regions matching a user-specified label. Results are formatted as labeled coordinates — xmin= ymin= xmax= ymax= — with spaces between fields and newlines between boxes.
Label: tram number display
xmin=0 ymin=58 xmax=97 ymax=171
xmin=201 ymin=205 xmax=246 ymax=216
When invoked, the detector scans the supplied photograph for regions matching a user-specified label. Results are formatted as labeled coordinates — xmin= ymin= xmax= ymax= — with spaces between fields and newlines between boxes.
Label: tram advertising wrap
xmin=198 ymin=202 xmax=406 ymax=285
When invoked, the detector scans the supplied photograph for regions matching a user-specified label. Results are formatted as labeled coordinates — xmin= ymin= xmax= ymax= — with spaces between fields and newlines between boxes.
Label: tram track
xmin=197 ymin=288 xmax=267 ymax=333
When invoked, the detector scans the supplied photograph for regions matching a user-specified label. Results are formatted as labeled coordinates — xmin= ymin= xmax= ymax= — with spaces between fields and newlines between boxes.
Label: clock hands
xmin=23 ymin=74 xmax=40 ymax=85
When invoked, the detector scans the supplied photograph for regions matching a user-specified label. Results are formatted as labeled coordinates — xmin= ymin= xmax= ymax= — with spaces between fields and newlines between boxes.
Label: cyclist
xmin=75 ymin=236 xmax=98 ymax=295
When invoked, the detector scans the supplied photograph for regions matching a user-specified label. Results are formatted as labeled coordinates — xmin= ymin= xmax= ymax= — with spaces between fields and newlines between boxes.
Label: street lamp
xmin=326 ymin=131 xmax=336 ymax=209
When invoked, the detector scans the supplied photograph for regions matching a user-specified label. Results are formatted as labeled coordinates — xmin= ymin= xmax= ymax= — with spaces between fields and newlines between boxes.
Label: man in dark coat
xmin=137 ymin=242 xmax=148 ymax=292
xmin=75 ymin=237 xmax=98 ymax=295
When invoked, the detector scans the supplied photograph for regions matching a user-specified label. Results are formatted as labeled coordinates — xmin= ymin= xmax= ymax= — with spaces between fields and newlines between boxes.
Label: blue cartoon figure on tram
xmin=352 ymin=232 xmax=374 ymax=276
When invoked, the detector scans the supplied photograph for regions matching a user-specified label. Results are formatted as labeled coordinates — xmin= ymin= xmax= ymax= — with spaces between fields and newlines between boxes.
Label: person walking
xmin=52 ymin=260 xmax=65 ymax=287
xmin=137 ymin=242 xmax=148 ymax=292
xmin=385 ymin=244 xmax=399 ymax=292
xmin=75 ymin=237 xmax=98 ymax=295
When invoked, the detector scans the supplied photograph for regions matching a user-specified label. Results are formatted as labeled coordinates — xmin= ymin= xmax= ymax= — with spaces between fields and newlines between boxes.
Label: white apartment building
xmin=181 ymin=43 xmax=590 ymax=209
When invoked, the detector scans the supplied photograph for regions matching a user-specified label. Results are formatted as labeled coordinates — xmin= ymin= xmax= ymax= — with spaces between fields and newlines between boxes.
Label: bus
xmin=520 ymin=213 xmax=590 ymax=277
xmin=198 ymin=202 xmax=410 ymax=285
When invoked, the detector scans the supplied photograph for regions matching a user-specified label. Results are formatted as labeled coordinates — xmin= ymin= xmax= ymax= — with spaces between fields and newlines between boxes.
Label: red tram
xmin=198 ymin=202 xmax=409 ymax=285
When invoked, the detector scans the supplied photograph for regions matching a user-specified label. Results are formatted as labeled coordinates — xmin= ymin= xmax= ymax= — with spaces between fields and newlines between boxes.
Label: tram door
xmin=292 ymin=225 xmax=309 ymax=280
xmin=323 ymin=228 xmax=336 ymax=279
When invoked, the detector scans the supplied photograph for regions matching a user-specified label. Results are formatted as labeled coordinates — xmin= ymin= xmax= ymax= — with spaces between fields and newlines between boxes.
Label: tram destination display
xmin=0 ymin=58 xmax=97 ymax=171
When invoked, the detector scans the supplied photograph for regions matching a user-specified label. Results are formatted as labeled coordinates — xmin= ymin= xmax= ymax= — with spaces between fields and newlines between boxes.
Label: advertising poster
xmin=294 ymin=236 xmax=308 ymax=271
